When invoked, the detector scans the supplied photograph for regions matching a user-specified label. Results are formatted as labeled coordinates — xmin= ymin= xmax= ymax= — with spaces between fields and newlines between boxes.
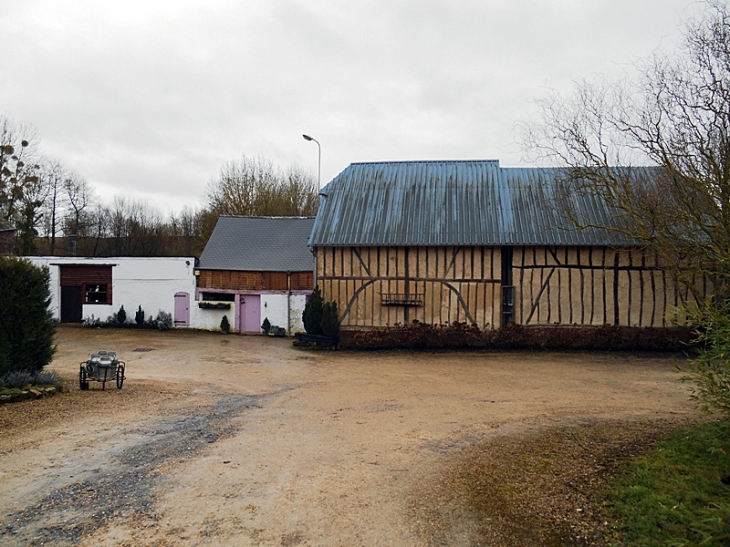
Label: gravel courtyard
xmin=0 ymin=326 xmax=697 ymax=546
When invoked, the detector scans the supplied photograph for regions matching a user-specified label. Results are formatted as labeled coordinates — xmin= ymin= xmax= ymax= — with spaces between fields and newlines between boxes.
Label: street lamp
xmin=302 ymin=134 xmax=321 ymax=188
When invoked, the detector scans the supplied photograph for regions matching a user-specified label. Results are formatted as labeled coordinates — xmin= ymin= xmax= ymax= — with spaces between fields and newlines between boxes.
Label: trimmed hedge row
xmin=339 ymin=321 xmax=693 ymax=351
xmin=0 ymin=257 xmax=56 ymax=375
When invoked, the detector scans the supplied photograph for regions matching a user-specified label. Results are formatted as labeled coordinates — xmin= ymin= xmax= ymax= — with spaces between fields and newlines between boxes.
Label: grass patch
xmin=606 ymin=420 xmax=730 ymax=546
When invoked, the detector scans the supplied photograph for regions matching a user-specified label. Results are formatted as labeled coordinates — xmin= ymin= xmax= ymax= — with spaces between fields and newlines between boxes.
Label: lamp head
xmin=302 ymin=134 xmax=313 ymax=141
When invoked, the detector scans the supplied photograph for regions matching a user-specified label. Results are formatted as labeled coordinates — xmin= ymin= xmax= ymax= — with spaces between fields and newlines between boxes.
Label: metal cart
xmin=79 ymin=350 xmax=126 ymax=391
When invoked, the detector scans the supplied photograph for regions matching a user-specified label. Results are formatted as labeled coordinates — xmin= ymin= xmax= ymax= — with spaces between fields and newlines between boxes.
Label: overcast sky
xmin=0 ymin=0 xmax=702 ymax=214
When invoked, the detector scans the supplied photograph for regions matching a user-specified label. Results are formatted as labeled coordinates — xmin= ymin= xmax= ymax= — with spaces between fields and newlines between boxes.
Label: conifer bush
xmin=303 ymin=287 xmax=340 ymax=337
xmin=116 ymin=305 xmax=127 ymax=325
xmin=303 ymin=287 xmax=324 ymax=335
xmin=0 ymin=257 xmax=56 ymax=376
xmin=135 ymin=305 xmax=145 ymax=326
xmin=320 ymin=301 xmax=340 ymax=337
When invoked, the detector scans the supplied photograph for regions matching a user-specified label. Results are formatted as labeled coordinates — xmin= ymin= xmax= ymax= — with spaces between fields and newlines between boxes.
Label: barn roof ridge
xmin=311 ymin=160 xmax=652 ymax=247
xmin=218 ymin=215 xmax=315 ymax=219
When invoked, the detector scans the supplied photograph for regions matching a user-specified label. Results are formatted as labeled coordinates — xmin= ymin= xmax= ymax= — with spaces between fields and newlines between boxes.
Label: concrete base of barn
xmin=338 ymin=323 xmax=694 ymax=352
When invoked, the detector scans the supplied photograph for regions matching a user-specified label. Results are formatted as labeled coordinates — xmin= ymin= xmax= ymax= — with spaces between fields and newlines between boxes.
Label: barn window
xmin=200 ymin=292 xmax=235 ymax=302
xmin=84 ymin=284 xmax=108 ymax=304
xmin=381 ymin=293 xmax=424 ymax=306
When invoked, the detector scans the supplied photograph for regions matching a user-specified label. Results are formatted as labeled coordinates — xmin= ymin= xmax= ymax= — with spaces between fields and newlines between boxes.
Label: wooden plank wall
xmin=317 ymin=246 xmax=501 ymax=328
xmin=513 ymin=246 xmax=710 ymax=327
xmin=59 ymin=265 xmax=114 ymax=306
xmin=288 ymin=272 xmax=314 ymax=291
xmin=197 ymin=270 xmax=314 ymax=291
xmin=59 ymin=265 xmax=112 ymax=287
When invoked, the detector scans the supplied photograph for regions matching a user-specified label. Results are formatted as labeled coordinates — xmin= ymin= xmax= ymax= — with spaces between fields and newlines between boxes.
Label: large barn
xmin=309 ymin=160 xmax=707 ymax=330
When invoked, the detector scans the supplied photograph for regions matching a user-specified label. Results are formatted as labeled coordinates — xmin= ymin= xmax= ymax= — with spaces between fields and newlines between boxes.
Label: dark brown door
xmin=61 ymin=286 xmax=82 ymax=323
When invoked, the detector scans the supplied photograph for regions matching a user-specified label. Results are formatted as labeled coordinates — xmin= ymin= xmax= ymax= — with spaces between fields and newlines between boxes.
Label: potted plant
xmin=261 ymin=317 xmax=271 ymax=335
xmin=220 ymin=315 xmax=230 ymax=334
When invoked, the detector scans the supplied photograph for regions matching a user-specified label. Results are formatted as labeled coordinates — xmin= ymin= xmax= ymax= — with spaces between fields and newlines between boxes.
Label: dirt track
xmin=0 ymin=326 xmax=697 ymax=546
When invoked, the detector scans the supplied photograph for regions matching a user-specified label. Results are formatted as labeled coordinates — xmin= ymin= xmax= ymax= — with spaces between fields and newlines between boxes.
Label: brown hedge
xmin=339 ymin=321 xmax=693 ymax=352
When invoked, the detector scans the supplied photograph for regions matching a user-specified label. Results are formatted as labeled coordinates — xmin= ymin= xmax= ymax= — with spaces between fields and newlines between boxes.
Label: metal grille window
xmin=381 ymin=293 xmax=424 ymax=306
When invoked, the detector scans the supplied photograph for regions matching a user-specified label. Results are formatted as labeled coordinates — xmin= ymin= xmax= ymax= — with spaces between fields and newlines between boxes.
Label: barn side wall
xmin=513 ymin=246 xmax=710 ymax=327
xmin=316 ymin=246 xmax=501 ymax=328
xmin=316 ymin=245 xmax=710 ymax=329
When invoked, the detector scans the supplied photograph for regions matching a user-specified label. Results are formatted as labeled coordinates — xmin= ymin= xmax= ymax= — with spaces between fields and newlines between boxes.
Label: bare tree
xmin=0 ymin=116 xmax=40 ymax=225
xmin=39 ymin=160 xmax=67 ymax=254
xmin=524 ymin=1 xmax=730 ymax=298
xmin=92 ymin=197 xmax=165 ymax=256
xmin=524 ymin=1 xmax=730 ymax=415
xmin=15 ymin=166 xmax=46 ymax=255
xmin=84 ymin=203 xmax=110 ymax=257
xmin=62 ymin=171 xmax=94 ymax=238
xmin=169 ymin=205 xmax=204 ymax=255
xmin=202 ymin=155 xmax=319 ymax=243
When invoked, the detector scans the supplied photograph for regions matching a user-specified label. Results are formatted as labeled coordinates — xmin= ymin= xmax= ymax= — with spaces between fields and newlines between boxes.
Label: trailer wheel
xmin=79 ymin=365 xmax=89 ymax=391
xmin=116 ymin=365 xmax=125 ymax=389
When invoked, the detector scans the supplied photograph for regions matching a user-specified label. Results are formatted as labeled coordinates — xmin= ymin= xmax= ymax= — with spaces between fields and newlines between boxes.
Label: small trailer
xmin=79 ymin=350 xmax=126 ymax=391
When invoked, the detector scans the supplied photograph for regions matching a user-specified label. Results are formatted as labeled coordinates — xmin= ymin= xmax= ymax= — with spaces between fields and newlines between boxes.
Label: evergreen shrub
xmin=0 ymin=257 xmax=56 ymax=376
xmin=303 ymin=286 xmax=324 ymax=335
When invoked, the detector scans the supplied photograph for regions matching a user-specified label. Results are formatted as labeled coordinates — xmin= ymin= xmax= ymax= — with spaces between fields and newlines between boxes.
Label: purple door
xmin=174 ymin=292 xmax=190 ymax=327
xmin=238 ymin=294 xmax=261 ymax=333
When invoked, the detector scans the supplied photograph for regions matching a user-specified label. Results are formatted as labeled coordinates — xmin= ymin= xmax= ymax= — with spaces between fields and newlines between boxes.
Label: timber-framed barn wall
xmin=315 ymin=244 xmax=708 ymax=329
xmin=310 ymin=161 xmax=711 ymax=331
xmin=512 ymin=246 xmax=709 ymax=328
xmin=316 ymin=245 xmax=501 ymax=328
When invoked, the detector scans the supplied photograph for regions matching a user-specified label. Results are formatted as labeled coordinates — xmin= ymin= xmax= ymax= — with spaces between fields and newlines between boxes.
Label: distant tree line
xmin=0 ymin=118 xmax=319 ymax=257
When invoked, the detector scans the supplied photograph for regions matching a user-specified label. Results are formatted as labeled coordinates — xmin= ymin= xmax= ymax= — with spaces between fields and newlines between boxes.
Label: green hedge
xmin=0 ymin=257 xmax=56 ymax=375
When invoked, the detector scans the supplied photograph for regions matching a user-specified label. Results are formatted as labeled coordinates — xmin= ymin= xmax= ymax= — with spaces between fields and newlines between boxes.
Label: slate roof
xmin=309 ymin=160 xmax=650 ymax=247
xmin=198 ymin=216 xmax=315 ymax=271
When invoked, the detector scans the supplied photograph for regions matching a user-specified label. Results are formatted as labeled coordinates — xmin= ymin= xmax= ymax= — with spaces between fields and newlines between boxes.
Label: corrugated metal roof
xmin=198 ymin=216 xmax=315 ymax=271
xmin=309 ymin=160 xmax=647 ymax=247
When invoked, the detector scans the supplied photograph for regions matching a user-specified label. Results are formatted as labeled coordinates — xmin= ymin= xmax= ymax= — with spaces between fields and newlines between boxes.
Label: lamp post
xmin=302 ymin=134 xmax=321 ymax=188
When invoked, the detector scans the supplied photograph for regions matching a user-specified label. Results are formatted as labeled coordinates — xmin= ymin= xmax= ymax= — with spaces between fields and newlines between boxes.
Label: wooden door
xmin=61 ymin=286 xmax=82 ymax=323
xmin=174 ymin=292 xmax=190 ymax=327
xmin=238 ymin=294 xmax=261 ymax=333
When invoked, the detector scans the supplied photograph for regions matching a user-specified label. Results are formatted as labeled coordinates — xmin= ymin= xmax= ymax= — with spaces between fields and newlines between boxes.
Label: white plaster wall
xmin=84 ymin=303 xmax=114 ymax=321
xmin=190 ymin=303 xmax=237 ymax=332
xmin=288 ymin=293 xmax=308 ymax=334
xmin=260 ymin=295 xmax=288 ymax=331
xmin=189 ymin=292 xmax=308 ymax=335
xmin=25 ymin=257 xmax=196 ymax=324
xmin=260 ymin=293 xmax=308 ymax=335
xmin=110 ymin=258 xmax=196 ymax=322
